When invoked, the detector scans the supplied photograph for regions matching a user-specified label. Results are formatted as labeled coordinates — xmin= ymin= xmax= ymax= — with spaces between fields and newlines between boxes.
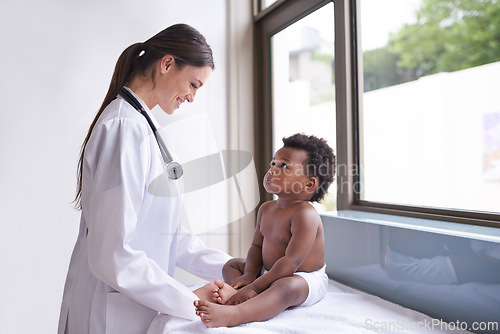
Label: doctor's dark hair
xmin=282 ymin=133 xmax=336 ymax=202
xmin=74 ymin=24 xmax=214 ymax=209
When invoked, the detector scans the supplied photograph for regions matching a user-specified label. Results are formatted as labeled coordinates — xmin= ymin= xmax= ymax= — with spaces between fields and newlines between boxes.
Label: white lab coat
xmin=58 ymin=90 xmax=231 ymax=334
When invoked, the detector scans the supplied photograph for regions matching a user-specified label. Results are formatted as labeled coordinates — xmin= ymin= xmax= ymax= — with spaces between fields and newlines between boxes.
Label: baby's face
xmin=263 ymin=147 xmax=310 ymax=197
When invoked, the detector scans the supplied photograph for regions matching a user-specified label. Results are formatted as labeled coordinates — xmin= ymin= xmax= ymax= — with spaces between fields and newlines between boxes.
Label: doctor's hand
xmin=226 ymin=284 xmax=258 ymax=305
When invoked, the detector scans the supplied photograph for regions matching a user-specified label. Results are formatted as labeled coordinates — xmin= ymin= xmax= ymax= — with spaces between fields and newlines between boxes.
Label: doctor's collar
xmin=122 ymin=87 xmax=161 ymax=130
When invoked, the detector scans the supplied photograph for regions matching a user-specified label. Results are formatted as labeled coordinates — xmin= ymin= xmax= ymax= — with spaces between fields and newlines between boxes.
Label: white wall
xmin=0 ymin=1 xmax=228 ymax=333
xmin=223 ymin=0 xmax=256 ymax=258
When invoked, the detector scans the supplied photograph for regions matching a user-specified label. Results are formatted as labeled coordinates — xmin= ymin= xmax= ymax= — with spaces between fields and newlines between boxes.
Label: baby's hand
xmin=226 ymin=285 xmax=258 ymax=305
xmin=230 ymin=273 xmax=256 ymax=289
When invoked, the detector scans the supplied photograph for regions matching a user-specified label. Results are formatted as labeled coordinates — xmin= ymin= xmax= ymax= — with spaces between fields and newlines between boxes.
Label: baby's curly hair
xmin=282 ymin=133 xmax=336 ymax=202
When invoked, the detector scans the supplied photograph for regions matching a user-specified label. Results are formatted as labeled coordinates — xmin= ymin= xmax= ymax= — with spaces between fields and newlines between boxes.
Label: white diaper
xmin=294 ymin=264 xmax=329 ymax=307
xmin=260 ymin=264 xmax=328 ymax=307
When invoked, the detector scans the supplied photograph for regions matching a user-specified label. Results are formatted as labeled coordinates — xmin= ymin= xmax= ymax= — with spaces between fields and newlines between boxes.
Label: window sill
xmin=320 ymin=210 xmax=500 ymax=243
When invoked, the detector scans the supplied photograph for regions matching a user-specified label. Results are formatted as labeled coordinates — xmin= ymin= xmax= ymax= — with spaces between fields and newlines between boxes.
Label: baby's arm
xmin=250 ymin=206 xmax=320 ymax=294
xmin=228 ymin=207 xmax=265 ymax=289
xmin=227 ymin=205 xmax=321 ymax=305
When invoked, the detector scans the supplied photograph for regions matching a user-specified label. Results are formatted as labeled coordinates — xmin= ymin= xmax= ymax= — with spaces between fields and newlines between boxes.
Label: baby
xmin=195 ymin=133 xmax=336 ymax=327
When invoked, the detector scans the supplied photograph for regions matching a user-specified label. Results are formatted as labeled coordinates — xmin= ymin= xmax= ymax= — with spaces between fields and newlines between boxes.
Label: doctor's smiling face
xmin=156 ymin=55 xmax=212 ymax=114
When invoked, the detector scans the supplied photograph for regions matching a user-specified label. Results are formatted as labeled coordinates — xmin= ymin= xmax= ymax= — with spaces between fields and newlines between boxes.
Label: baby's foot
xmin=193 ymin=282 xmax=219 ymax=301
xmin=212 ymin=279 xmax=237 ymax=304
xmin=194 ymin=299 xmax=240 ymax=328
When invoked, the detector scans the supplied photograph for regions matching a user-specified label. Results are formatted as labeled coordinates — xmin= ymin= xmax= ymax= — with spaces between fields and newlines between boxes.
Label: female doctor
xmin=58 ymin=24 xmax=231 ymax=334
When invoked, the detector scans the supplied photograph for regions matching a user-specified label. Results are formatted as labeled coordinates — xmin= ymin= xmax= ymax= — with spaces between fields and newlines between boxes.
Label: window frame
xmin=254 ymin=0 xmax=500 ymax=228
xmin=254 ymin=0 xmax=337 ymax=204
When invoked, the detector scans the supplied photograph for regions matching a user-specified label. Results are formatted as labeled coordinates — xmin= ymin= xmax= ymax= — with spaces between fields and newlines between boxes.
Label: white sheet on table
xmin=147 ymin=280 xmax=471 ymax=334
xmin=334 ymin=264 xmax=500 ymax=326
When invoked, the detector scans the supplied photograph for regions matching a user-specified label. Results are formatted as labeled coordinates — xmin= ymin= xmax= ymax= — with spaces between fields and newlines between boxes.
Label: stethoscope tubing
xmin=118 ymin=87 xmax=183 ymax=179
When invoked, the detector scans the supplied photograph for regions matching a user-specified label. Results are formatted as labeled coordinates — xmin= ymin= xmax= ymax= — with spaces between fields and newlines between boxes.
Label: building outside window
xmin=359 ymin=0 xmax=500 ymax=215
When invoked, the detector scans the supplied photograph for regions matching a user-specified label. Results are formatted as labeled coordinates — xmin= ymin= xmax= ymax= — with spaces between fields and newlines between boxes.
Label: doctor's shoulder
xmin=87 ymin=98 xmax=151 ymax=148
xmin=100 ymin=97 xmax=147 ymax=123
xmin=94 ymin=98 xmax=150 ymax=133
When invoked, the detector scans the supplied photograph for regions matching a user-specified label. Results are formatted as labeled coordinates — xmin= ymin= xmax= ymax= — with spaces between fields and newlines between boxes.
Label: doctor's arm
xmin=176 ymin=223 xmax=232 ymax=281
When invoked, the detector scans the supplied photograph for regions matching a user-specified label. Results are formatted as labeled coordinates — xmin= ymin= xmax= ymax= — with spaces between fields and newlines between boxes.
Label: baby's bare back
xmin=259 ymin=201 xmax=325 ymax=273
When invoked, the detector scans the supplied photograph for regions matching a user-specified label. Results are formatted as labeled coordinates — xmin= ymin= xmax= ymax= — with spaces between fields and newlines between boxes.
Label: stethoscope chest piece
xmin=166 ymin=161 xmax=183 ymax=180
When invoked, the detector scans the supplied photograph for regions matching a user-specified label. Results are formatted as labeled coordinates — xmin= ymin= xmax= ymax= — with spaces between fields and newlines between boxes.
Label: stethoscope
xmin=119 ymin=87 xmax=183 ymax=180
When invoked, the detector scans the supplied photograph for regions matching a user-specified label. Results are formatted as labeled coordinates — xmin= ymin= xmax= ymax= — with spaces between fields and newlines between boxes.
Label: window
xmin=270 ymin=2 xmax=336 ymax=210
xmin=259 ymin=0 xmax=279 ymax=11
xmin=253 ymin=0 xmax=335 ymax=205
xmin=359 ymin=0 xmax=500 ymax=216
xmin=254 ymin=0 xmax=500 ymax=227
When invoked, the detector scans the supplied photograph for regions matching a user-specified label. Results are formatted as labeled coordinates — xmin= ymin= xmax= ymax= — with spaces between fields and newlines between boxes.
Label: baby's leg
xmin=195 ymin=275 xmax=308 ymax=328
xmin=212 ymin=279 xmax=237 ymax=304
xmin=222 ymin=258 xmax=246 ymax=283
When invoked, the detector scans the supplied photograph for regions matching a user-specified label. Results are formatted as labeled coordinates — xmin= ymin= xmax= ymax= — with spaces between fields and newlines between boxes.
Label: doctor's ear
xmin=160 ymin=55 xmax=175 ymax=73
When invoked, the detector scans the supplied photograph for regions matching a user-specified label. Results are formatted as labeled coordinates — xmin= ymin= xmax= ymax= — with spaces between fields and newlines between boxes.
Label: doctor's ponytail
xmin=74 ymin=24 xmax=214 ymax=209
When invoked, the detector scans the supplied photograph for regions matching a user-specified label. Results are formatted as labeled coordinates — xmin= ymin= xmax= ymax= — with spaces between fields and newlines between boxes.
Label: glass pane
xmin=360 ymin=0 xmax=500 ymax=213
xmin=271 ymin=2 xmax=336 ymax=211
xmin=323 ymin=213 xmax=500 ymax=330
xmin=260 ymin=0 xmax=278 ymax=11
